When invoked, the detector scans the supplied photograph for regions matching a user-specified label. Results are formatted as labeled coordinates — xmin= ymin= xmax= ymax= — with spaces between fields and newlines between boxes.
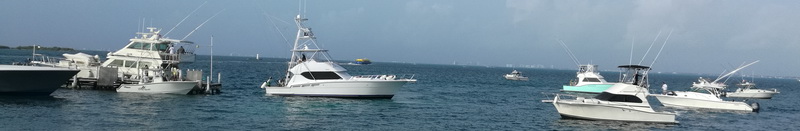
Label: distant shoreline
xmin=0 ymin=45 xmax=76 ymax=51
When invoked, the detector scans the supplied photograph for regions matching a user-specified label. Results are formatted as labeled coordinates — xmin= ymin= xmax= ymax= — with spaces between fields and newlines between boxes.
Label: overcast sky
xmin=2 ymin=0 xmax=799 ymax=76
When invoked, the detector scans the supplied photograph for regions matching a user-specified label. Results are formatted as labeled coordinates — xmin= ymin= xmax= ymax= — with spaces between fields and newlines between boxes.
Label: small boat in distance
xmin=726 ymin=80 xmax=779 ymax=99
xmin=355 ymin=58 xmax=371 ymax=64
xmin=547 ymin=65 xmax=677 ymax=123
xmin=504 ymin=70 xmax=528 ymax=81
xmin=562 ymin=64 xmax=613 ymax=93
xmin=0 ymin=65 xmax=79 ymax=95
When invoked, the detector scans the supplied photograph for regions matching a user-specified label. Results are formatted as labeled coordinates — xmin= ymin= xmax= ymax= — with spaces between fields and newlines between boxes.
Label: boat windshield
xmin=594 ymin=92 xmax=643 ymax=103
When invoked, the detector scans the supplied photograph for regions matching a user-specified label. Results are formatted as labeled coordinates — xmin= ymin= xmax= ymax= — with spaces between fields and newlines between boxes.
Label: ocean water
xmin=1 ymin=49 xmax=798 ymax=130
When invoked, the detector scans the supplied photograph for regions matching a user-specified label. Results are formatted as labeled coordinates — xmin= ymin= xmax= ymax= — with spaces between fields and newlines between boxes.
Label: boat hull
xmin=562 ymin=84 xmax=614 ymax=93
xmin=726 ymin=90 xmax=778 ymax=99
xmin=117 ymin=81 xmax=198 ymax=95
xmin=553 ymin=100 xmax=676 ymax=123
xmin=0 ymin=65 xmax=79 ymax=95
xmin=504 ymin=76 xmax=528 ymax=81
xmin=652 ymin=94 xmax=753 ymax=111
xmin=265 ymin=80 xmax=409 ymax=98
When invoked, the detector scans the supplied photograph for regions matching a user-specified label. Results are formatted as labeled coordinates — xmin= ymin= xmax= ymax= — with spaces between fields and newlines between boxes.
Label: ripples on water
xmin=0 ymin=49 xmax=797 ymax=130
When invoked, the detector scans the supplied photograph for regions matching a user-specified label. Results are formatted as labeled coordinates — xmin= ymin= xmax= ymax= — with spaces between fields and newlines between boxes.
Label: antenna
xmin=165 ymin=1 xmax=207 ymax=36
xmin=630 ymin=37 xmax=634 ymax=65
xmin=639 ymin=30 xmax=663 ymax=65
xmin=556 ymin=39 xmax=581 ymax=66
xmin=182 ymin=9 xmax=225 ymax=40
xmin=648 ymin=29 xmax=673 ymax=67
xmin=264 ymin=13 xmax=293 ymax=48
xmin=712 ymin=60 xmax=760 ymax=83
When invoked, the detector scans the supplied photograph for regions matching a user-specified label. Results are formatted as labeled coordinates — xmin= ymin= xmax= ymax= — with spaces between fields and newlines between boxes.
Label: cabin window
xmin=107 ymin=60 xmax=124 ymax=67
xmin=124 ymin=61 xmax=138 ymax=68
xmin=582 ymin=78 xmax=601 ymax=82
xmin=127 ymin=42 xmax=144 ymax=49
xmin=142 ymin=43 xmax=152 ymax=50
xmin=301 ymin=72 xmax=342 ymax=80
xmin=138 ymin=61 xmax=152 ymax=69
xmin=594 ymin=92 xmax=643 ymax=103
xmin=155 ymin=42 xmax=170 ymax=52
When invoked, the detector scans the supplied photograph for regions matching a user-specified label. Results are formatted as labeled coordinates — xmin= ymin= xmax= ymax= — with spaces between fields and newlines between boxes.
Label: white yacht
xmin=651 ymin=61 xmax=760 ymax=112
xmin=561 ymin=64 xmax=614 ymax=93
xmin=260 ymin=14 xmax=416 ymax=98
xmin=102 ymin=27 xmax=193 ymax=80
xmin=726 ymin=80 xmax=779 ymax=99
xmin=549 ymin=65 xmax=677 ymax=123
xmin=504 ymin=70 xmax=528 ymax=81
xmin=101 ymin=27 xmax=202 ymax=95
xmin=0 ymin=65 xmax=79 ymax=95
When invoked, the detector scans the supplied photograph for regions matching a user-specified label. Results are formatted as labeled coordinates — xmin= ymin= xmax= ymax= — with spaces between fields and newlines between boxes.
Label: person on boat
xmin=178 ymin=46 xmax=185 ymax=54
xmin=266 ymin=77 xmax=273 ymax=87
xmin=168 ymin=45 xmax=176 ymax=60
xmin=142 ymin=65 xmax=149 ymax=77
xmin=662 ymin=82 xmax=669 ymax=95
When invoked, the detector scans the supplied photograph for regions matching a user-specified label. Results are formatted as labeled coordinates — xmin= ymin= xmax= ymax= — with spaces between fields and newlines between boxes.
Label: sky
xmin=1 ymin=0 xmax=799 ymax=77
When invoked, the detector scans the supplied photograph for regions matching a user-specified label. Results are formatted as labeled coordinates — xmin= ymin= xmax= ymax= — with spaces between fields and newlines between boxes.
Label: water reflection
xmin=278 ymin=97 xmax=400 ymax=130
xmin=552 ymin=119 xmax=675 ymax=130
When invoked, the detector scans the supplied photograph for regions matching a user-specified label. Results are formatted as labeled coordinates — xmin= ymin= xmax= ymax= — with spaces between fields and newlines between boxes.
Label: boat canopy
xmin=617 ymin=65 xmax=650 ymax=69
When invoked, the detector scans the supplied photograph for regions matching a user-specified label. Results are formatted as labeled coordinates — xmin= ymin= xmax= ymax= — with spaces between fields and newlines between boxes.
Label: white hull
xmin=504 ymin=76 xmax=528 ymax=81
xmin=117 ymin=81 xmax=198 ymax=95
xmin=726 ymin=89 xmax=778 ymax=99
xmin=0 ymin=65 xmax=79 ymax=95
xmin=652 ymin=94 xmax=753 ymax=111
xmin=265 ymin=80 xmax=409 ymax=98
xmin=553 ymin=99 xmax=676 ymax=123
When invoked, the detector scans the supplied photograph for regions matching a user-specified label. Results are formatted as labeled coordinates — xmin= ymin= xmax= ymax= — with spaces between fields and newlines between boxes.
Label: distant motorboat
xmin=561 ymin=64 xmax=613 ymax=93
xmin=504 ymin=70 xmax=528 ymax=81
xmin=0 ymin=65 xmax=79 ymax=95
xmin=353 ymin=58 xmax=371 ymax=65
xmin=548 ymin=65 xmax=677 ymax=123
xmin=725 ymin=80 xmax=779 ymax=99
xmin=260 ymin=14 xmax=416 ymax=98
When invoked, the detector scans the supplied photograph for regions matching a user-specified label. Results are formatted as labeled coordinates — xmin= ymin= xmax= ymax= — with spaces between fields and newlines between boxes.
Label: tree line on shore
xmin=0 ymin=45 xmax=75 ymax=51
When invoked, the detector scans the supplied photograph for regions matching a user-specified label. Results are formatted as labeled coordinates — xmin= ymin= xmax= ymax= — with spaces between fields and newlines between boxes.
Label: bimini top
xmin=617 ymin=65 xmax=650 ymax=69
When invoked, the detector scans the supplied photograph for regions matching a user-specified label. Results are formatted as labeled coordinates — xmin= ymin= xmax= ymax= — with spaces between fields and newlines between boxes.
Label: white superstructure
xmin=101 ymin=27 xmax=194 ymax=80
xmin=260 ymin=14 xmax=415 ymax=98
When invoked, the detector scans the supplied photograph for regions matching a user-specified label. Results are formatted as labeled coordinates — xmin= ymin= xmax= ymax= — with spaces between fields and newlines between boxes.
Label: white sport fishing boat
xmin=651 ymin=61 xmax=760 ymax=112
xmin=548 ymin=65 xmax=677 ymax=123
xmin=726 ymin=80 xmax=779 ymax=99
xmin=0 ymin=65 xmax=79 ymax=95
xmin=260 ymin=14 xmax=416 ymax=98
xmin=504 ymin=70 xmax=528 ymax=81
